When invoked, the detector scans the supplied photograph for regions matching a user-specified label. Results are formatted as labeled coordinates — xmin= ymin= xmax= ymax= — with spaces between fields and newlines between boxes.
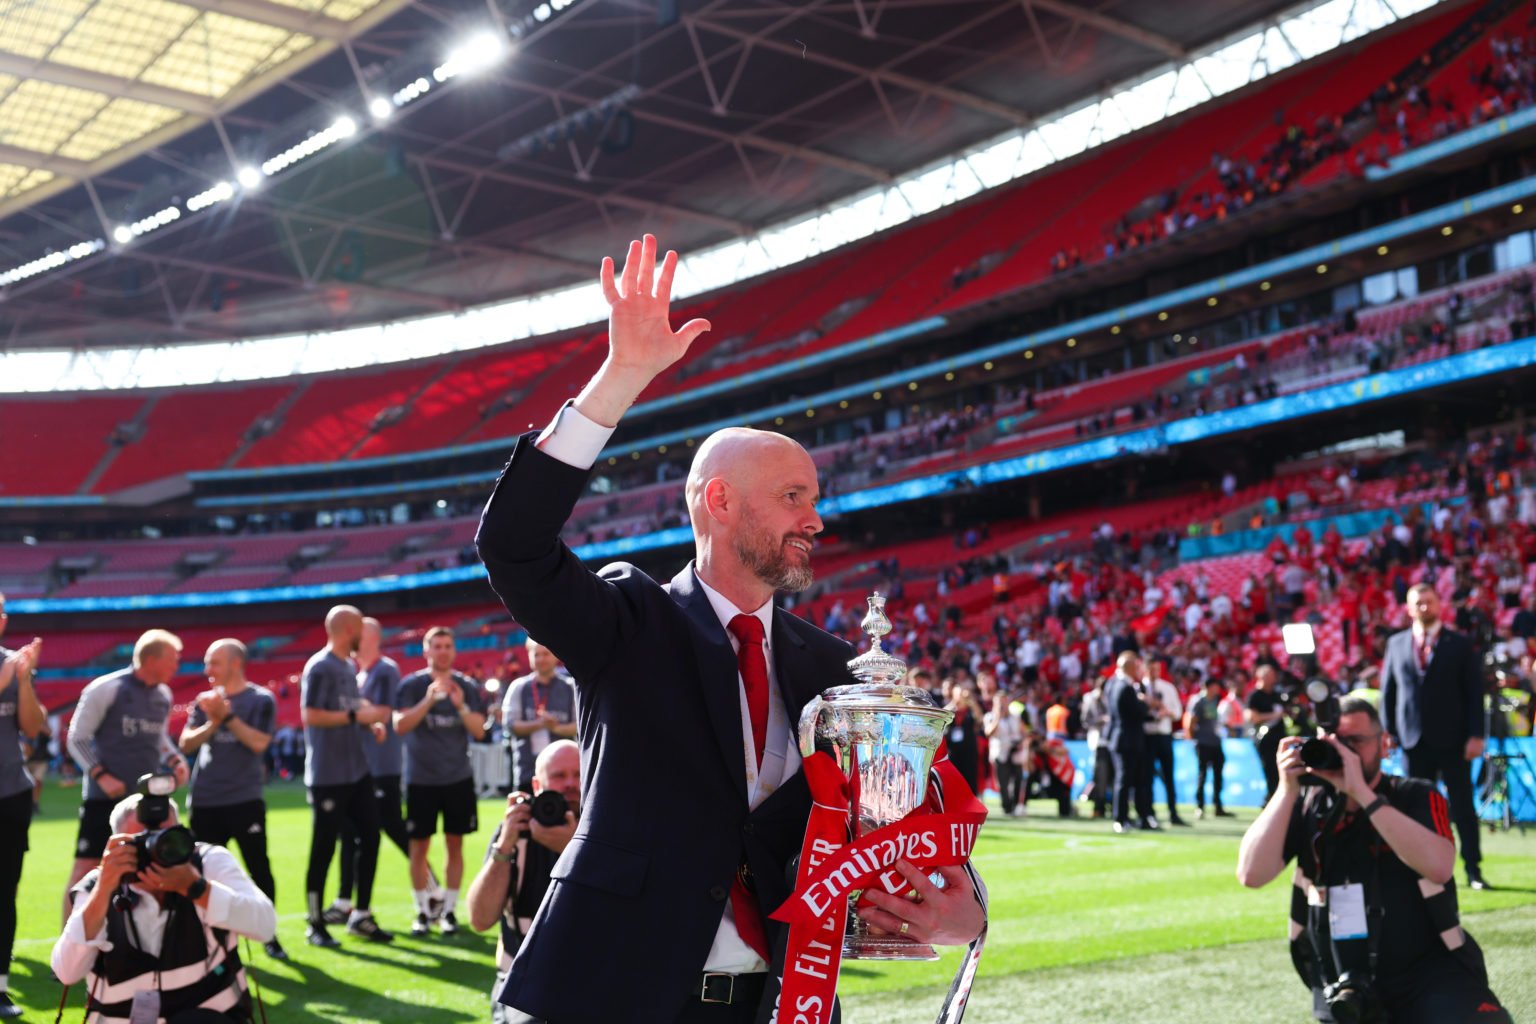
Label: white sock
xmin=331 ymin=897 xmax=353 ymax=912
xmin=414 ymin=888 xmax=432 ymax=915
xmin=444 ymin=888 xmax=458 ymax=914
xmin=348 ymin=908 xmax=371 ymax=924
xmin=0 ymin=973 xmax=8 ymax=993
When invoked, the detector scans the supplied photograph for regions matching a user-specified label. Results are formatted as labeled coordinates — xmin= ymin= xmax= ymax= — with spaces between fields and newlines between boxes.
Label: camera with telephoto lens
xmin=1321 ymin=970 xmax=1382 ymax=1023
xmin=1297 ymin=679 xmax=1344 ymax=786
xmin=127 ymin=772 xmax=195 ymax=881
xmin=517 ymin=790 xmax=570 ymax=837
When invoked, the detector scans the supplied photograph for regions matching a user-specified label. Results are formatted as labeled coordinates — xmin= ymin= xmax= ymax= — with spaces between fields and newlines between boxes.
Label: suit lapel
xmin=771 ymin=611 xmax=823 ymax=731
xmin=669 ymin=564 xmax=749 ymax=806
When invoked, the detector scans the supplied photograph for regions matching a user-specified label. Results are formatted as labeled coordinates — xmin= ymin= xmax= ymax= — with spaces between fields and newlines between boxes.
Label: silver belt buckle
xmin=700 ymin=972 xmax=735 ymax=1005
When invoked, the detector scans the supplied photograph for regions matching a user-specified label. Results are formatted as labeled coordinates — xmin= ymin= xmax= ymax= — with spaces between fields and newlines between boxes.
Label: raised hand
xmin=600 ymin=234 xmax=711 ymax=381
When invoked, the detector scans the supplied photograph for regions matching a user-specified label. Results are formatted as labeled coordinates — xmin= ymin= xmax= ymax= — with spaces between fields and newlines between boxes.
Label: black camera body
xmin=1322 ymin=970 xmax=1382 ymax=1024
xmin=127 ymin=772 xmax=195 ymax=881
xmin=517 ymin=789 xmax=571 ymax=837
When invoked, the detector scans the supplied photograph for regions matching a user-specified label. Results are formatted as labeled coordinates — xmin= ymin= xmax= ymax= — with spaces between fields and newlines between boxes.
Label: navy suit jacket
xmin=1102 ymin=674 xmax=1147 ymax=753
xmin=476 ymin=433 xmax=857 ymax=1024
xmin=1379 ymin=626 xmax=1483 ymax=752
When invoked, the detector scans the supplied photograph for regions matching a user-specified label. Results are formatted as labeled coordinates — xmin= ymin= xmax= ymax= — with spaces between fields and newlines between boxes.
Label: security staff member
xmin=1237 ymin=699 xmax=1508 ymax=1022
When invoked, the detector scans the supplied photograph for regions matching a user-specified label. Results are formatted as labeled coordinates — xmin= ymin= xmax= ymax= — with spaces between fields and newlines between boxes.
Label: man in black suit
xmin=476 ymin=235 xmax=985 ymax=1024
xmin=1379 ymin=583 xmax=1489 ymax=889
xmin=1102 ymin=651 xmax=1149 ymax=834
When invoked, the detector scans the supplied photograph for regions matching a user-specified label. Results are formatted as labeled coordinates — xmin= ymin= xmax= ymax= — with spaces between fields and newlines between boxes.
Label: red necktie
xmin=726 ymin=613 xmax=771 ymax=961
xmin=1417 ymin=632 xmax=1430 ymax=672
xmin=728 ymin=614 xmax=770 ymax=770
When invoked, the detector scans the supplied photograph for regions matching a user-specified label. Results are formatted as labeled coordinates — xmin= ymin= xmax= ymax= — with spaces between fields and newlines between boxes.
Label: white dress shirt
xmin=536 ymin=401 xmax=798 ymax=975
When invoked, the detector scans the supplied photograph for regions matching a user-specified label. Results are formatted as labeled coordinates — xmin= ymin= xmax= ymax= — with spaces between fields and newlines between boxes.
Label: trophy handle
xmin=797 ymin=695 xmax=825 ymax=759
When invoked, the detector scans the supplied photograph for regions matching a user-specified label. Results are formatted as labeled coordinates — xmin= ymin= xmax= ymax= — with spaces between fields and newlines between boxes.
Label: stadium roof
xmin=0 ymin=0 xmax=1455 ymax=373
xmin=0 ymin=0 xmax=411 ymax=217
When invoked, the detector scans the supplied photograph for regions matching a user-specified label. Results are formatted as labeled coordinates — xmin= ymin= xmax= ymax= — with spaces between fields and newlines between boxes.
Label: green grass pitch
xmin=8 ymin=782 xmax=1534 ymax=1022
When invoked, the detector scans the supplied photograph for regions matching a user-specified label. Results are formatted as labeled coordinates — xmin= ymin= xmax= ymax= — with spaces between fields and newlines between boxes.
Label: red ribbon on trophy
xmin=768 ymin=743 xmax=988 ymax=1024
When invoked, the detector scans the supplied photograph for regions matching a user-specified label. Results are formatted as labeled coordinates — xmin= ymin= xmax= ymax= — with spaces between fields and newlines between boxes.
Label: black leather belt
xmin=692 ymin=971 xmax=768 ymax=1006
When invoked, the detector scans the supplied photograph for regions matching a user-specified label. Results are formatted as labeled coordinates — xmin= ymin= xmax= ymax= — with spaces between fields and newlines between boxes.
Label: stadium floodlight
xmin=0 ymin=239 xmax=102 ymax=287
xmin=235 ymin=165 xmax=263 ymax=190
xmin=112 ymin=225 xmax=133 ymax=245
xmin=333 ymin=115 xmax=359 ymax=138
xmin=532 ymin=2 xmax=551 ymax=19
xmin=433 ymin=30 xmax=508 ymax=83
xmin=368 ymin=96 xmax=394 ymax=121
xmin=187 ymin=181 xmax=235 ymax=212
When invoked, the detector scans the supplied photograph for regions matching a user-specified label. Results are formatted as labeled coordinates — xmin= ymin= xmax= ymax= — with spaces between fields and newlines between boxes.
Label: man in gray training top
xmin=0 ymin=593 xmax=44 ymax=1019
xmin=394 ymin=626 xmax=487 ymax=937
xmin=501 ymin=639 xmax=576 ymax=793
xmin=319 ymin=617 xmax=443 ymax=927
xmin=179 ymin=637 xmax=287 ymax=960
xmin=301 ymin=605 xmax=393 ymax=947
xmin=63 ymin=629 xmax=190 ymax=921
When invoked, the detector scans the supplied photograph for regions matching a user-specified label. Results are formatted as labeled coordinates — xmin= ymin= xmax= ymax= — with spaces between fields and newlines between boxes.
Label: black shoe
xmin=411 ymin=913 xmax=431 ymax=937
xmin=427 ymin=892 xmax=446 ymax=922
xmin=1467 ymin=869 xmax=1491 ymax=891
xmin=263 ymin=938 xmax=290 ymax=961
xmin=1140 ymin=817 xmax=1161 ymax=831
xmin=347 ymin=914 xmax=394 ymax=942
xmin=0 ymin=993 xmax=21 ymax=1019
xmin=320 ymin=904 xmax=351 ymax=926
xmin=306 ymin=923 xmax=340 ymax=948
xmin=440 ymin=912 xmax=459 ymax=936
xmin=1170 ymin=815 xmax=1191 ymax=827
xmin=1215 ymin=808 xmax=1236 ymax=817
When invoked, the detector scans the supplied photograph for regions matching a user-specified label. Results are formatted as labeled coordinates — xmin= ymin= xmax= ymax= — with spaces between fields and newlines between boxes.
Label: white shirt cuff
xmin=62 ymin=910 xmax=112 ymax=952
xmin=536 ymin=401 xmax=614 ymax=471
xmin=204 ymin=879 xmax=232 ymax=925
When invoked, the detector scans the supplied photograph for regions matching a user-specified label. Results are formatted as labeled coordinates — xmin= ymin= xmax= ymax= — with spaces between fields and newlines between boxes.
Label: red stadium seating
xmin=93 ymin=383 xmax=292 ymax=492
xmin=0 ymin=395 xmax=144 ymax=496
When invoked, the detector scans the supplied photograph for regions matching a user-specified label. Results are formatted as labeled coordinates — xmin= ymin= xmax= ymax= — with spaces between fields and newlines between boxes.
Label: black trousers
xmin=0 ymin=788 xmax=31 ymax=973
xmin=1194 ymin=744 xmax=1225 ymax=810
xmin=1404 ymin=745 xmax=1482 ymax=870
xmin=191 ymin=799 xmax=276 ymax=902
xmin=338 ymin=774 xmax=411 ymax=901
xmin=1111 ymin=746 xmax=1141 ymax=825
xmin=1025 ymin=769 xmax=1071 ymax=817
xmin=306 ymin=777 xmax=381 ymax=916
xmin=993 ymin=761 xmax=1023 ymax=814
xmin=1092 ymin=746 xmax=1115 ymax=816
xmin=1145 ymin=733 xmax=1177 ymax=816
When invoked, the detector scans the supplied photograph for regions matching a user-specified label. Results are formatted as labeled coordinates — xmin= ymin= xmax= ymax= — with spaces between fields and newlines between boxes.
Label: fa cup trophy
xmin=797 ymin=592 xmax=955 ymax=960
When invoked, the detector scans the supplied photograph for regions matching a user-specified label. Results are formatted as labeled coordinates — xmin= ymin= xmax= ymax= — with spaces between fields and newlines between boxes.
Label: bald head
xmin=326 ymin=605 xmax=363 ymax=655
xmin=203 ymin=638 xmax=247 ymax=687
xmin=686 ymin=428 xmax=823 ymax=602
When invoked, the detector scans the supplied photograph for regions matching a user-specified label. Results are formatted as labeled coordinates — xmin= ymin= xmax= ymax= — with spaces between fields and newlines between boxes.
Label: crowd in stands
xmin=1050 ymin=3 xmax=1536 ymax=278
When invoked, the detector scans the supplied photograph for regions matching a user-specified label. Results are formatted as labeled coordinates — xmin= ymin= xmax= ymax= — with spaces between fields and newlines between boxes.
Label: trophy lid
xmin=846 ymin=592 xmax=908 ymax=687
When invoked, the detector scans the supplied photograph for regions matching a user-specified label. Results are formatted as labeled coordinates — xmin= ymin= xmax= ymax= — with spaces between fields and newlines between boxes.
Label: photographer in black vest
xmin=466 ymin=740 xmax=579 ymax=1024
xmin=51 ymin=779 xmax=277 ymax=1023
xmin=1236 ymin=699 xmax=1508 ymax=1023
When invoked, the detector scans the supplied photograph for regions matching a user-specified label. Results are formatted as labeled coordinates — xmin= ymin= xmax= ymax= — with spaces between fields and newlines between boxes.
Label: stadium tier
xmin=4 ymin=0 xmax=1526 ymax=503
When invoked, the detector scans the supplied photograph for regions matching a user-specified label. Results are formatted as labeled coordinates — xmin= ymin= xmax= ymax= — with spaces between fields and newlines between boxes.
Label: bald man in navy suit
xmin=476 ymin=236 xmax=985 ymax=1024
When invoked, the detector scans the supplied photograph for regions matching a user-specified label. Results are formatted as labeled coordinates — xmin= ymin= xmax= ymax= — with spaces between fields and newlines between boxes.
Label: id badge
xmin=1327 ymin=883 xmax=1369 ymax=940
xmin=950 ymin=726 xmax=965 ymax=744
xmin=128 ymin=988 xmax=161 ymax=1024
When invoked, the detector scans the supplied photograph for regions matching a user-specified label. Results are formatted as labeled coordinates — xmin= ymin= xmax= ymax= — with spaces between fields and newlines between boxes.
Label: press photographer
xmin=51 ymin=774 xmax=277 ymax=1024
xmin=1236 ymin=699 xmax=1508 ymax=1023
xmin=466 ymin=740 xmax=579 ymax=1024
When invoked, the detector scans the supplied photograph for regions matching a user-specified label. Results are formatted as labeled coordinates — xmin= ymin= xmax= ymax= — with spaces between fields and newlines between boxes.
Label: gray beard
xmin=734 ymin=532 xmax=814 ymax=594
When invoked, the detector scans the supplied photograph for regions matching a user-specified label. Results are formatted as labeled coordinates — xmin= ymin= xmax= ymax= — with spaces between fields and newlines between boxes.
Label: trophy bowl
xmin=799 ymin=594 xmax=954 ymax=960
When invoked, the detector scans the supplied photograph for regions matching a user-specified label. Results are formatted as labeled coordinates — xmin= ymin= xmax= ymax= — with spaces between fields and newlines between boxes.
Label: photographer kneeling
xmin=1236 ymin=699 xmax=1508 ymax=1024
xmin=466 ymin=740 xmax=579 ymax=1024
xmin=51 ymin=776 xmax=277 ymax=1024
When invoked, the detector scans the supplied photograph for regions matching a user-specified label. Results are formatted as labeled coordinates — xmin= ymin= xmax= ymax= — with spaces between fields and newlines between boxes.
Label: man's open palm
xmin=600 ymin=234 xmax=710 ymax=379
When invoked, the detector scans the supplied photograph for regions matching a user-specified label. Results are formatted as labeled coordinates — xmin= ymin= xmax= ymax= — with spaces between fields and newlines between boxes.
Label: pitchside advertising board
xmin=1058 ymin=736 xmax=1536 ymax=820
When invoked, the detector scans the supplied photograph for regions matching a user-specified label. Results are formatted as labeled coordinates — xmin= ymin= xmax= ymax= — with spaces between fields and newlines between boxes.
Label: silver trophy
xmin=798 ymin=592 xmax=955 ymax=960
